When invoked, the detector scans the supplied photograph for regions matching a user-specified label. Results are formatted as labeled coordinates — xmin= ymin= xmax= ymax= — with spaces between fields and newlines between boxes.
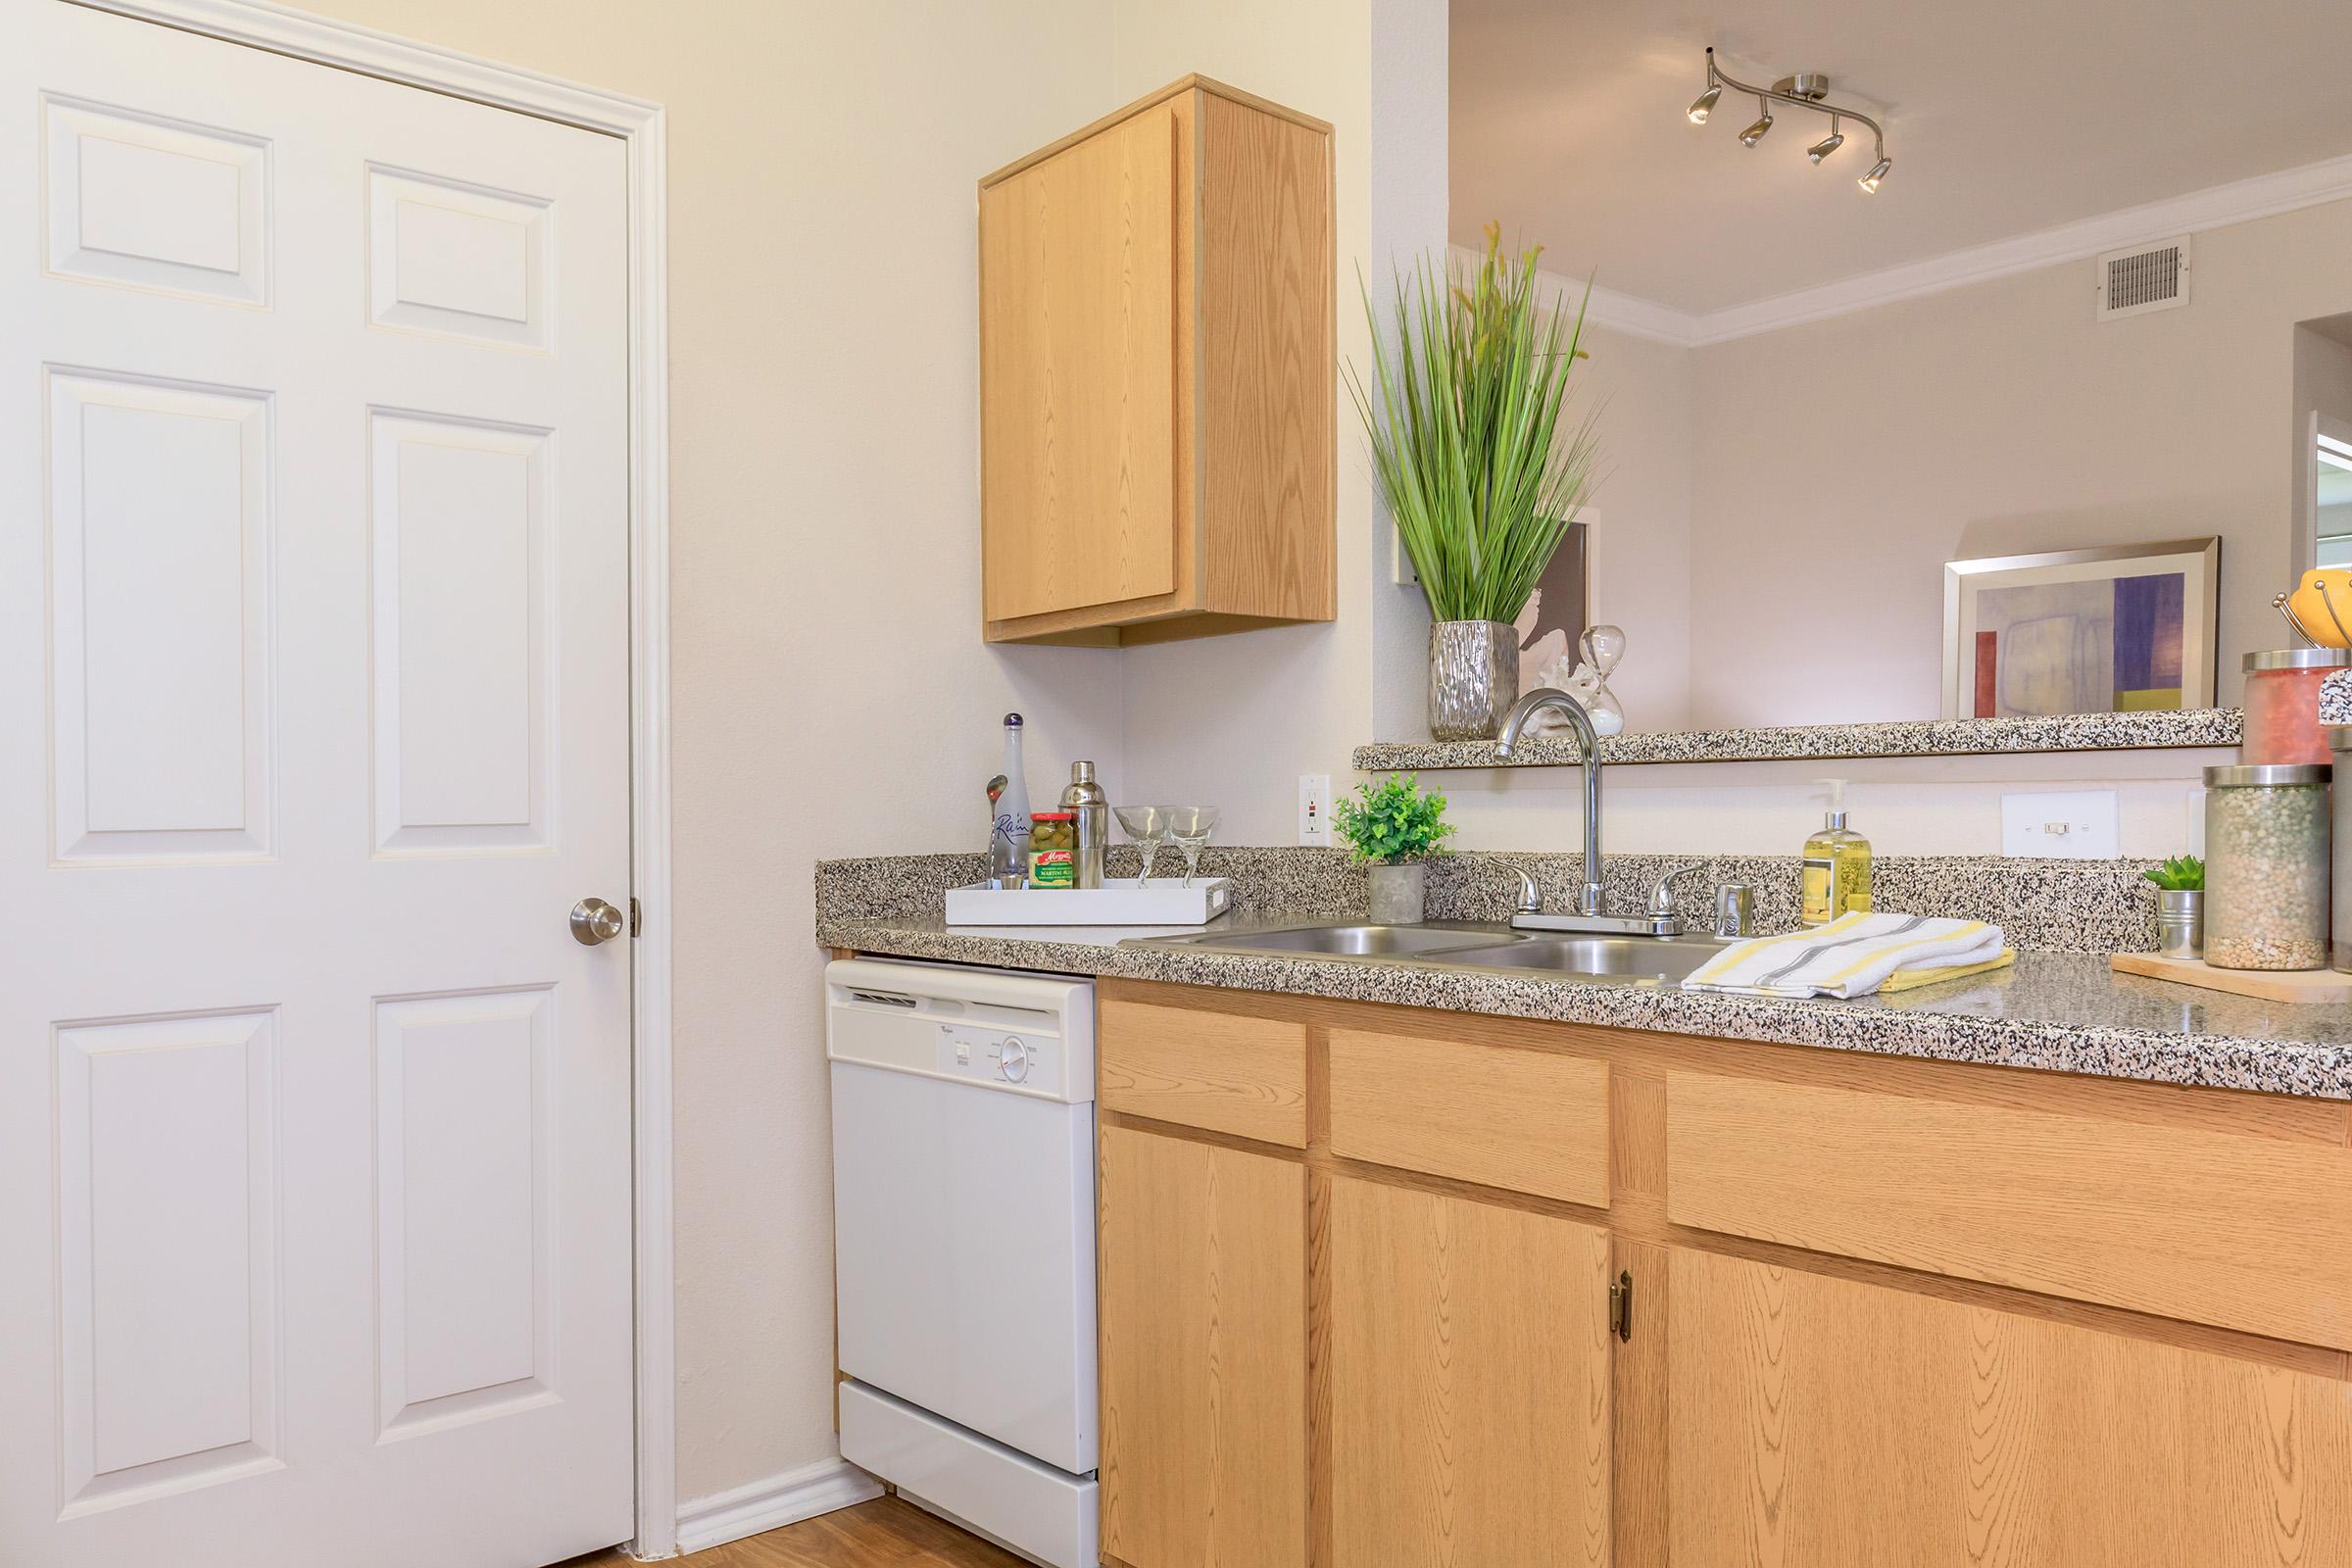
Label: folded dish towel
xmin=1684 ymin=911 xmax=2012 ymax=999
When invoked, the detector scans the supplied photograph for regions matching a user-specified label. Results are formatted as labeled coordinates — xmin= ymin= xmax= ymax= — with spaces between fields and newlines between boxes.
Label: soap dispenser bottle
xmin=1800 ymin=778 xmax=1874 ymax=927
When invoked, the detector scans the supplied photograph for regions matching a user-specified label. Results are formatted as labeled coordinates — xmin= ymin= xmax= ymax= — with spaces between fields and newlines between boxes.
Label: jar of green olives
xmin=1027 ymin=811 xmax=1077 ymax=890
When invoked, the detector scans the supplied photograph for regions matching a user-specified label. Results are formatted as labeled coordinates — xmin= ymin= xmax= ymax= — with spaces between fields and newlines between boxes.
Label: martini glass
xmin=1164 ymin=807 xmax=1221 ymax=887
xmin=1115 ymin=805 xmax=1172 ymax=886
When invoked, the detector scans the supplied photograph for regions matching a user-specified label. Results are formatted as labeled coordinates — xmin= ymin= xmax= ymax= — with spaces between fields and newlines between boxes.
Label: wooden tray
xmin=2109 ymin=951 xmax=2352 ymax=1004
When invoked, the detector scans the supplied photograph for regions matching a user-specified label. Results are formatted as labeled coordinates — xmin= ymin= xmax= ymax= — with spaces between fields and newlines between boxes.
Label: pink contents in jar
xmin=2241 ymin=650 xmax=2349 ymax=765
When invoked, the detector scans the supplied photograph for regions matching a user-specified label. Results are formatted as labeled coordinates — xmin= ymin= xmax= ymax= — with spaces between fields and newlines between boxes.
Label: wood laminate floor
xmin=569 ymin=1496 xmax=1026 ymax=1566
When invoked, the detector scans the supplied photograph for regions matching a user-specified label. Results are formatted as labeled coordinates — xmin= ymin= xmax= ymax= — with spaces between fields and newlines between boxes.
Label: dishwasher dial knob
xmin=999 ymin=1039 xmax=1031 ymax=1083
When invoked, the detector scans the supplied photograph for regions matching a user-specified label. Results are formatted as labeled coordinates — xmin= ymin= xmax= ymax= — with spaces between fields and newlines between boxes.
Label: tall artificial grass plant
xmin=1348 ymin=224 xmax=1599 ymax=626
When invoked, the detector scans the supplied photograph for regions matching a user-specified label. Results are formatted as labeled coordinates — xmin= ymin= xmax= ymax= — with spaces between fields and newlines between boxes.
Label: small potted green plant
xmin=1334 ymin=774 xmax=1455 ymax=923
xmin=2143 ymin=855 xmax=2204 ymax=958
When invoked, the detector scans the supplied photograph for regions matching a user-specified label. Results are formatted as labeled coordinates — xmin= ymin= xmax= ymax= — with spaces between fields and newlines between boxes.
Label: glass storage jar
xmin=2242 ymin=649 xmax=2350 ymax=765
xmin=1027 ymin=811 xmax=1077 ymax=890
xmin=2202 ymin=763 xmax=2330 ymax=970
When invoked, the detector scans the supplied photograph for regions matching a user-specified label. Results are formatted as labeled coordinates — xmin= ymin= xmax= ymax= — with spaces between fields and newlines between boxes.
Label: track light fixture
xmin=1687 ymin=47 xmax=1890 ymax=193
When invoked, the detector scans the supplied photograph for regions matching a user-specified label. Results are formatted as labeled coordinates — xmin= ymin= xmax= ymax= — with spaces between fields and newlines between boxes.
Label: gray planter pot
xmin=1429 ymin=619 xmax=1521 ymax=741
xmin=1368 ymin=861 xmax=1427 ymax=925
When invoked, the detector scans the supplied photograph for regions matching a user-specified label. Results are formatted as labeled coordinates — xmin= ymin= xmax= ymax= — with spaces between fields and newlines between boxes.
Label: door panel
xmin=1 ymin=4 xmax=634 ymax=1565
xmin=47 ymin=368 xmax=274 ymax=863
xmin=368 ymin=409 xmax=553 ymax=854
xmin=55 ymin=1009 xmax=281 ymax=1515
xmin=1668 ymin=1247 xmax=2352 ymax=1566
xmin=42 ymin=93 xmax=270 ymax=304
xmin=1328 ymin=1176 xmax=1614 ymax=1568
xmin=1099 ymin=1124 xmax=1306 ymax=1568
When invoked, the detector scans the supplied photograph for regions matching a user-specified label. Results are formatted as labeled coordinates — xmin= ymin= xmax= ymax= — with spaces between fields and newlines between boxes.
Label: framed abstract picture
xmin=1941 ymin=538 xmax=2219 ymax=719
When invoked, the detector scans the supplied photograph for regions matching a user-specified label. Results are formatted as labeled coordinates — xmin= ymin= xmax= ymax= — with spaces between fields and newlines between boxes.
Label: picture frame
xmin=1940 ymin=537 xmax=2219 ymax=720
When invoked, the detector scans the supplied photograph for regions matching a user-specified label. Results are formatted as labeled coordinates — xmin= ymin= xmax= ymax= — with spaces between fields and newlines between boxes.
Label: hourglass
xmin=1579 ymin=624 xmax=1626 ymax=735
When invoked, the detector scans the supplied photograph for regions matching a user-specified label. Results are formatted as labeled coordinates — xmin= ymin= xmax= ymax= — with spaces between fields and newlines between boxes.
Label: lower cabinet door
xmin=1328 ymin=1175 xmax=1615 ymax=1567
xmin=1668 ymin=1246 xmax=2352 ymax=1566
xmin=1099 ymin=1124 xmax=1306 ymax=1568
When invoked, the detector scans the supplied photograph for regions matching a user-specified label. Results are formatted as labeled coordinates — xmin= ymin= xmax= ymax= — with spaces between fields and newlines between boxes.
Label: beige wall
xmin=292 ymin=0 xmax=1130 ymax=1502
xmin=1689 ymin=197 xmax=2352 ymax=726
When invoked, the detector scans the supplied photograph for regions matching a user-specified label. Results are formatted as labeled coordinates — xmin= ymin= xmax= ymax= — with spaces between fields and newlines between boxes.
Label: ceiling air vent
xmin=2095 ymin=236 xmax=2190 ymax=321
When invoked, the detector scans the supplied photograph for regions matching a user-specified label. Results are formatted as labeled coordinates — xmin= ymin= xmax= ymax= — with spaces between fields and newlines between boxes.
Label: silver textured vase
xmin=1368 ymin=861 xmax=1427 ymax=924
xmin=1428 ymin=619 xmax=1522 ymax=741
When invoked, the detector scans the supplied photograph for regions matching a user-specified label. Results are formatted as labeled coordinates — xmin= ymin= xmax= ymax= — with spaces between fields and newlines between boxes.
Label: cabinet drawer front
xmin=1666 ymin=1070 xmax=2352 ymax=1348
xmin=1329 ymin=1029 xmax=1609 ymax=1206
xmin=1100 ymin=1000 xmax=1306 ymax=1147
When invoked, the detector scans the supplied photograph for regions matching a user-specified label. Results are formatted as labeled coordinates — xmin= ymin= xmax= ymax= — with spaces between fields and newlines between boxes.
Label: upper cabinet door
xmin=980 ymin=105 xmax=1177 ymax=624
xmin=979 ymin=77 xmax=1334 ymax=646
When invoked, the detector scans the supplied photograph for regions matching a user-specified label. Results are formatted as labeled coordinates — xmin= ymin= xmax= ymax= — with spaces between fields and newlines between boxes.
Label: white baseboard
xmin=671 ymin=1456 xmax=884 ymax=1556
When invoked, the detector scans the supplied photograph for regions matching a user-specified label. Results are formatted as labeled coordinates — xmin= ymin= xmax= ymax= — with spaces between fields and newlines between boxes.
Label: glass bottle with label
xmin=1799 ymin=779 xmax=1873 ymax=926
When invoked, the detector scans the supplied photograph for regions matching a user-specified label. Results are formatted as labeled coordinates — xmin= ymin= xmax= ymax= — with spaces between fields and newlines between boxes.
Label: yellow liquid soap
xmin=1799 ymin=791 xmax=1873 ymax=927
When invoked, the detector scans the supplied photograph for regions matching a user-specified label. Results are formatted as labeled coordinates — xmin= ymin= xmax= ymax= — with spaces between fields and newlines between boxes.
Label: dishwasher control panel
xmin=939 ymin=1022 xmax=1060 ymax=1096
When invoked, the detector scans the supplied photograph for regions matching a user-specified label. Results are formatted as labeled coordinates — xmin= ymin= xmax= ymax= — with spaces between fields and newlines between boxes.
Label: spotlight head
xmin=1688 ymin=84 xmax=1722 ymax=123
xmin=1739 ymin=111 xmax=1774 ymax=147
xmin=1806 ymin=129 xmax=1845 ymax=163
xmin=1858 ymin=156 xmax=1891 ymax=192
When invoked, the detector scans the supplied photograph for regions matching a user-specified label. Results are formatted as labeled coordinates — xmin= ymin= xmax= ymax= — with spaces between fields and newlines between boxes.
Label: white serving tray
xmin=944 ymin=877 xmax=1231 ymax=927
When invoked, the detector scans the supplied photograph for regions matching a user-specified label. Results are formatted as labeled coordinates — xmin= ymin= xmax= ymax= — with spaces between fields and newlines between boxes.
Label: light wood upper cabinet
xmin=1667 ymin=1246 xmax=2352 ymax=1566
xmin=978 ymin=76 xmax=1335 ymax=646
xmin=1328 ymin=1177 xmax=1614 ymax=1568
xmin=1099 ymin=1123 xmax=1307 ymax=1568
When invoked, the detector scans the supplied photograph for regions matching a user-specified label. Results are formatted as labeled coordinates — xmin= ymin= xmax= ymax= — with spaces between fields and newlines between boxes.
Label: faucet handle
xmin=1647 ymin=861 xmax=1707 ymax=917
xmin=1712 ymin=881 xmax=1757 ymax=940
xmin=1514 ymin=867 xmax=1542 ymax=915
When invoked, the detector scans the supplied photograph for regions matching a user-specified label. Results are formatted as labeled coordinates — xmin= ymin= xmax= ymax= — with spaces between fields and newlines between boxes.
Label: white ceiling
xmin=1451 ymin=0 xmax=2352 ymax=315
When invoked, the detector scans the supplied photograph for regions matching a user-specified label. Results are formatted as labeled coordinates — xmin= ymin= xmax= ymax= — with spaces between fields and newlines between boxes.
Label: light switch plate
xmin=1298 ymin=774 xmax=1332 ymax=847
xmin=2000 ymin=788 xmax=2120 ymax=858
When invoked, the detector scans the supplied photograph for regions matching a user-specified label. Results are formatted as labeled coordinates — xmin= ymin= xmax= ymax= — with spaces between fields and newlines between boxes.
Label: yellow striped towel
xmin=1684 ymin=912 xmax=2011 ymax=999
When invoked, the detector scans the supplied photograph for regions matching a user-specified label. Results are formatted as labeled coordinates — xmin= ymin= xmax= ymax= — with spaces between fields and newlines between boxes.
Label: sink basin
xmin=1438 ymin=936 xmax=1724 ymax=984
xmin=1200 ymin=924 xmax=1514 ymax=957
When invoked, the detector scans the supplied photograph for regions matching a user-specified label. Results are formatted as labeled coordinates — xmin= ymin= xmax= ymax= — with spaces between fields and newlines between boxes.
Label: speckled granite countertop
xmin=814 ymin=903 xmax=2352 ymax=1102
xmin=1353 ymin=707 xmax=2242 ymax=771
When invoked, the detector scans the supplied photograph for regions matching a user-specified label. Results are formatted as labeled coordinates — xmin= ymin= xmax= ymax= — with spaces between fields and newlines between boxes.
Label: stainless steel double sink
xmin=1152 ymin=921 xmax=1727 ymax=985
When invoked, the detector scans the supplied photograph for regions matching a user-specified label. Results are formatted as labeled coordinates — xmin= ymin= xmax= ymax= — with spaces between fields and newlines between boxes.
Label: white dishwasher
xmin=825 ymin=957 xmax=1099 ymax=1568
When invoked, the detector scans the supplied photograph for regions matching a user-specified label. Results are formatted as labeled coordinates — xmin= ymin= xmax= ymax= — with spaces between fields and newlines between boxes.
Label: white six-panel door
xmin=0 ymin=4 xmax=637 ymax=1564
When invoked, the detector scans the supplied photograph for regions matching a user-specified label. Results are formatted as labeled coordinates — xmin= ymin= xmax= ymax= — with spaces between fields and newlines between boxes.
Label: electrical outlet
xmin=2000 ymin=789 xmax=2120 ymax=858
xmin=1298 ymin=774 xmax=1332 ymax=847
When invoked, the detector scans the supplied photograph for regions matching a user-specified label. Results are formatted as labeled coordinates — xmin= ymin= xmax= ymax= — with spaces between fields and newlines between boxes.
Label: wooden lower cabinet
xmin=1667 ymin=1246 xmax=2352 ymax=1566
xmin=1093 ymin=982 xmax=2352 ymax=1568
xmin=1099 ymin=1123 xmax=1307 ymax=1568
xmin=1327 ymin=1176 xmax=1614 ymax=1566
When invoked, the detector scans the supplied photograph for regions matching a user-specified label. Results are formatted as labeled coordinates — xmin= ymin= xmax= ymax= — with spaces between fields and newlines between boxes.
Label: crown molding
xmin=1517 ymin=148 xmax=2352 ymax=351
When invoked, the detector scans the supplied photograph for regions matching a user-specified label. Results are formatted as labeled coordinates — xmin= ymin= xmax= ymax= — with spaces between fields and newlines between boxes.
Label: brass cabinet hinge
xmin=1608 ymin=1270 xmax=1634 ymax=1342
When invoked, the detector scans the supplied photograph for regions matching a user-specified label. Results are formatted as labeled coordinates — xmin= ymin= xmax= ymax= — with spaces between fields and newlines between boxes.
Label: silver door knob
xmin=570 ymin=897 xmax=627 ymax=946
